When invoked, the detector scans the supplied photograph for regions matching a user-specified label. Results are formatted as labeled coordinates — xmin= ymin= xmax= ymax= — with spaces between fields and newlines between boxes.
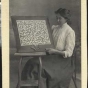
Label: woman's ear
xmin=64 ymin=18 xmax=68 ymax=23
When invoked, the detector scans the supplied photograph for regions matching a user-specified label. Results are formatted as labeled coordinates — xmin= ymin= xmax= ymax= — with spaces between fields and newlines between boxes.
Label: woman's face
xmin=56 ymin=14 xmax=66 ymax=25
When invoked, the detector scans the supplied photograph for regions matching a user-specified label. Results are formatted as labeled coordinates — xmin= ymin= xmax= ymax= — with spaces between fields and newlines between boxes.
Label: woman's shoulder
xmin=66 ymin=25 xmax=75 ymax=34
xmin=66 ymin=26 xmax=75 ymax=35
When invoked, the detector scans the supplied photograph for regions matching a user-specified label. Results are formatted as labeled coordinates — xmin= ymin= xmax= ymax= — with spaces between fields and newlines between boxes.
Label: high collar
xmin=59 ymin=22 xmax=68 ymax=28
xmin=63 ymin=22 xmax=68 ymax=26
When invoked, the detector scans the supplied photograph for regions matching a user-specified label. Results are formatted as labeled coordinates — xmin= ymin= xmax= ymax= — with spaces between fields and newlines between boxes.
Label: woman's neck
xmin=59 ymin=22 xmax=67 ymax=27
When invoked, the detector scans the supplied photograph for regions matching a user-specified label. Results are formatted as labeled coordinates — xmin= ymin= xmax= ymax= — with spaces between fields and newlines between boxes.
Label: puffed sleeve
xmin=52 ymin=25 xmax=56 ymax=30
xmin=63 ymin=30 xmax=75 ymax=58
xmin=52 ymin=25 xmax=59 ymax=36
xmin=52 ymin=25 xmax=59 ymax=30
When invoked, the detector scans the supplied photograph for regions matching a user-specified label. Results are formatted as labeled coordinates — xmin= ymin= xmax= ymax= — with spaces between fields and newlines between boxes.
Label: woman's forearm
xmin=46 ymin=48 xmax=65 ymax=56
xmin=53 ymin=50 xmax=65 ymax=56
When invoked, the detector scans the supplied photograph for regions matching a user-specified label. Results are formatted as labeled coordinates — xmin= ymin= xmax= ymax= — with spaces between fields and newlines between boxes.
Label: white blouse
xmin=52 ymin=23 xmax=75 ymax=58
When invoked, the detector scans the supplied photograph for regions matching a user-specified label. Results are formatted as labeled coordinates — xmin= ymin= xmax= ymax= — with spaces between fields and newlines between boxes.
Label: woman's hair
xmin=55 ymin=8 xmax=71 ymax=25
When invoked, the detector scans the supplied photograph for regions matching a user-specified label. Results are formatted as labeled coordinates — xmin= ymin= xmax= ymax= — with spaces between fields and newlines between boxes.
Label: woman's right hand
xmin=45 ymin=48 xmax=58 ymax=54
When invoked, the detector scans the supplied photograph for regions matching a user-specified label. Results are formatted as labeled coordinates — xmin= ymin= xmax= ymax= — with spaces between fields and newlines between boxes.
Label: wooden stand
xmin=15 ymin=52 xmax=46 ymax=88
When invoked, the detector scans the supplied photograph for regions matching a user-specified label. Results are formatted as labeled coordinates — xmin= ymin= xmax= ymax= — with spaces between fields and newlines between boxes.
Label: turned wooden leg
xmin=72 ymin=76 xmax=77 ymax=88
xmin=38 ymin=56 xmax=42 ymax=88
xmin=16 ymin=57 xmax=23 ymax=88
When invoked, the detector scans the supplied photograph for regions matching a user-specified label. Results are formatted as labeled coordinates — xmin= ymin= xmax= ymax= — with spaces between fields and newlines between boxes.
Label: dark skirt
xmin=22 ymin=54 xmax=74 ymax=88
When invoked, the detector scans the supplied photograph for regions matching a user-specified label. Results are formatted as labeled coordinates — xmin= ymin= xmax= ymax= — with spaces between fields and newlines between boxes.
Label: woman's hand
xmin=45 ymin=48 xmax=57 ymax=54
xmin=45 ymin=48 xmax=65 ymax=56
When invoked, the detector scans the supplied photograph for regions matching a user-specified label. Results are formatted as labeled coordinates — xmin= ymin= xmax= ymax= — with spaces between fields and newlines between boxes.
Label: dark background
xmin=10 ymin=0 xmax=81 ymax=72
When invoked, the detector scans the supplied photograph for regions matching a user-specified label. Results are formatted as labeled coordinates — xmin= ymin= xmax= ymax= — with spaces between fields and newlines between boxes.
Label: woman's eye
xmin=59 ymin=17 xmax=61 ymax=20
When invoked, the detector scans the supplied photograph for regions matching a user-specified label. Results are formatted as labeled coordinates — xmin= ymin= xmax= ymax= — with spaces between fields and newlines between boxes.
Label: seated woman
xmin=22 ymin=8 xmax=75 ymax=88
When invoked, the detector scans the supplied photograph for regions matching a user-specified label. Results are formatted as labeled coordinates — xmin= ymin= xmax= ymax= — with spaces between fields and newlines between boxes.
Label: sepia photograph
xmin=9 ymin=0 xmax=82 ymax=88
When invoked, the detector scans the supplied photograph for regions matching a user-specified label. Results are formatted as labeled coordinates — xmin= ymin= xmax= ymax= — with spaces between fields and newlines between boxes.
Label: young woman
xmin=22 ymin=8 xmax=75 ymax=88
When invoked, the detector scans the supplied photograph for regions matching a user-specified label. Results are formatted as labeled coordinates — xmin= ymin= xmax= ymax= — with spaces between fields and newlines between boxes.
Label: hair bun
xmin=66 ymin=10 xmax=71 ymax=17
xmin=55 ymin=8 xmax=71 ymax=17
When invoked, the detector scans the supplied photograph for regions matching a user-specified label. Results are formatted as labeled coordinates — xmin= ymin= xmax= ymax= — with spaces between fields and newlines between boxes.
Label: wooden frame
xmin=11 ymin=16 xmax=54 ymax=53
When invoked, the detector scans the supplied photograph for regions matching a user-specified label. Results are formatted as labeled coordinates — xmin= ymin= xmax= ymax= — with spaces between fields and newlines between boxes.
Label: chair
xmin=72 ymin=48 xmax=78 ymax=88
xmin=16 ymin=52 xmax=46 ymax=88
